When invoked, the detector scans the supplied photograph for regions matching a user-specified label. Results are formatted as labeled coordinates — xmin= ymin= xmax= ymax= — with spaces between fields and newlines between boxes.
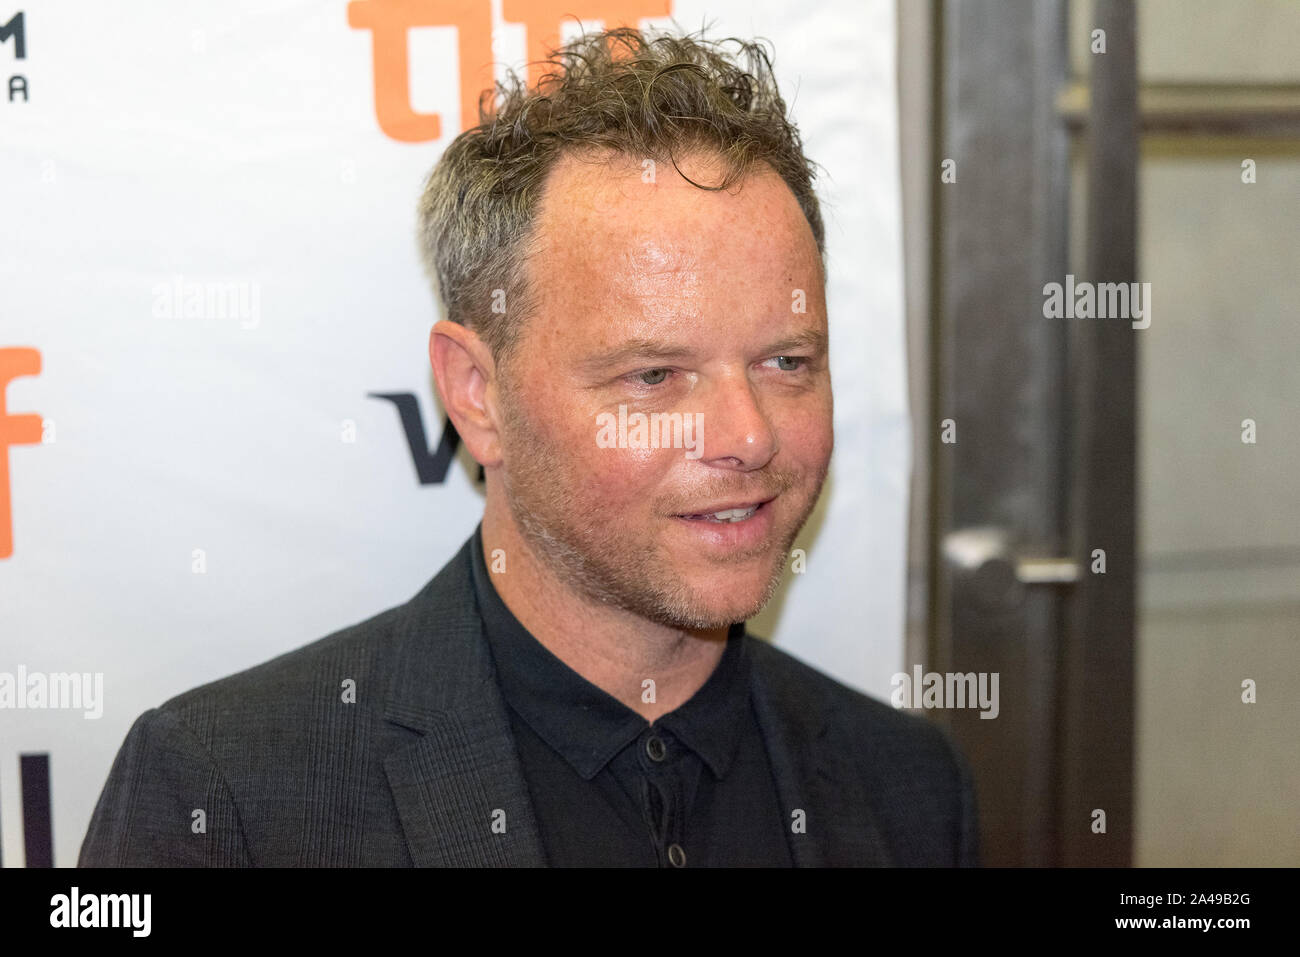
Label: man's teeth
xmin=689 ymin=505 xmax=758 ymax=522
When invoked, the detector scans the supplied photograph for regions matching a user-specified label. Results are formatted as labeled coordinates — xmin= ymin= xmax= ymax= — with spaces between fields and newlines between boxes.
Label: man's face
xmin=495 ymin=149 xmax=832 ymax=631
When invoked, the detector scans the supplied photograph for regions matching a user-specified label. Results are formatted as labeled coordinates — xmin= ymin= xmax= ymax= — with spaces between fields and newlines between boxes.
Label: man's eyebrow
xmin=764 ymin=329 xmax=829 ymax=356
xmin=579 ymin=339 xmax=698 ymax=373
xmin=580 ymin=329 xmax=829 ymax=373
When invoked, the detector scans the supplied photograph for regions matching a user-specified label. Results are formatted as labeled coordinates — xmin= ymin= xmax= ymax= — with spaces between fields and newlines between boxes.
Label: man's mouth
xmin=675 ymin=498 xmax=773 ymax=523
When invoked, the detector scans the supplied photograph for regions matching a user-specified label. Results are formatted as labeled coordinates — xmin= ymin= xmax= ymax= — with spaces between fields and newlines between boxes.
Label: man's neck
xmin=480 ymin=503 xmax=729 ymax=722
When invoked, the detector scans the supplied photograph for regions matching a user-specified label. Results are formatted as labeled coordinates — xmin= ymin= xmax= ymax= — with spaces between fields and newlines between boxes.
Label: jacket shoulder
xmin=158 ymin=600 xmax=408 ymax=725
xmin=158 ymin=533 xmax=478 ymax=727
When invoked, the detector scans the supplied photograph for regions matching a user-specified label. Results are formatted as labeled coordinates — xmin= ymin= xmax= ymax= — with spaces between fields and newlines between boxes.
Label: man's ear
xmin=429 ymin=320 xmax=502 ymax=468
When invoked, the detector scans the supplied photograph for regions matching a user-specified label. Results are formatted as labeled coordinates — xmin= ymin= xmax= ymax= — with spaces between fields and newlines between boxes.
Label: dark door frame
xmin=920 ymin=0 xmax=1137 ymax=867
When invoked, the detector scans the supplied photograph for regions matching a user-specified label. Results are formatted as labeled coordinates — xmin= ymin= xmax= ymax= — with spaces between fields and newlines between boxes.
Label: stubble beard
xmin=496 ymin=383 xmax=828 ymax=632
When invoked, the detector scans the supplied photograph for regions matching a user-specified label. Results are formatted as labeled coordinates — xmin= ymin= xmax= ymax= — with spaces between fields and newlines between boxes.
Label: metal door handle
xmin=943 ymin=526 xmax=1079 ymax=612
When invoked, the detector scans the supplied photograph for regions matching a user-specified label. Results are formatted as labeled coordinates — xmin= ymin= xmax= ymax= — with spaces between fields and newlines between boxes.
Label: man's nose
xmin=689 ymin=371 xmax=779 ymax=470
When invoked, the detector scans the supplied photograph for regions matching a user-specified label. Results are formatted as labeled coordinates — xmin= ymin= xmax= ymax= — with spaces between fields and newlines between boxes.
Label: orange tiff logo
xmin=347 ymin=0 xmax=670 ymax=142
xmin=1 ymin=347 xmax=42 ymax=560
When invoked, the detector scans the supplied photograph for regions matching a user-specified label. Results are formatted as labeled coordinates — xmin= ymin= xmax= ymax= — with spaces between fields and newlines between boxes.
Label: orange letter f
xmin=0 ymin=347 xmax=42 ymax=560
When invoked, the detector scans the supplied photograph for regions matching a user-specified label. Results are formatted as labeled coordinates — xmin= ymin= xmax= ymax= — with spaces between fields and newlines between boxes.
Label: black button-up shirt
xmin=469 ymin=525 xmax=794 ymax=867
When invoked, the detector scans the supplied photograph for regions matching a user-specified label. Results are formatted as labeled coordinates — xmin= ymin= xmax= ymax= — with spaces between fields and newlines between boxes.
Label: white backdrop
xmin=0 ymin=0 xmax=908 ymax=867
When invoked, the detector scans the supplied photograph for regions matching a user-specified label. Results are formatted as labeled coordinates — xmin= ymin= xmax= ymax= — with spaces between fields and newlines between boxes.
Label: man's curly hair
xmin=417 ymin=25 xmax=826 ymax=370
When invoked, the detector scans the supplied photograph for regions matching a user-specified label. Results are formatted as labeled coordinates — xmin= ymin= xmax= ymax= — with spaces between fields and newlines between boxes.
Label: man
xmin=80 ymin=27 xmax=978 ymax=867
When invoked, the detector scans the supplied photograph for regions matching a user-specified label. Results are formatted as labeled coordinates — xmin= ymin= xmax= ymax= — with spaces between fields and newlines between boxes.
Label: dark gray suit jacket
xmin=80 ymin=534 xmax=980 ymax=867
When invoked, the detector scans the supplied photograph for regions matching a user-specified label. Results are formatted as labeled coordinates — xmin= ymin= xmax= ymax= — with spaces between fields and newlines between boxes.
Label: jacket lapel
xmin=750 ymin=645 xmax=894 ymax=866
xmin=380 ymin=537 xmax=546 ymax=867
xmin=383 ymin=698 xmax=546 ymax=867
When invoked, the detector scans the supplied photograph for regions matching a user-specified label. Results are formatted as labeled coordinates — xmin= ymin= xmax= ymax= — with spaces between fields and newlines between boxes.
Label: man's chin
xmin=649 ymin=573 xmax=785 ymax=632
xmin=646 ymin=607 xmax=757 ymax=633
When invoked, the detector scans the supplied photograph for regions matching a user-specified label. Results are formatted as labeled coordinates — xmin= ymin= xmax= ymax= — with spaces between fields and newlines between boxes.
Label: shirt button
xmin=667 ymin=843 xmax=686 ymax=867
xmin=645 ymin=734 xmax=667 ymax=762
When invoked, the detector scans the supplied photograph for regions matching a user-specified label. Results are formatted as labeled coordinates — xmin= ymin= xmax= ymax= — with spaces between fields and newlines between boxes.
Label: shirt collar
xmin=468 ymin=523 xmax=752 ymax=781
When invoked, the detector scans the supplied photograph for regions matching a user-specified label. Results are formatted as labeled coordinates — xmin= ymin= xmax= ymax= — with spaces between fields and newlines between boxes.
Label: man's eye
xmin=633 ymin=368 xmax=671 ymax=386
xmin=771 ymin=356 xmax=806 ymax=371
